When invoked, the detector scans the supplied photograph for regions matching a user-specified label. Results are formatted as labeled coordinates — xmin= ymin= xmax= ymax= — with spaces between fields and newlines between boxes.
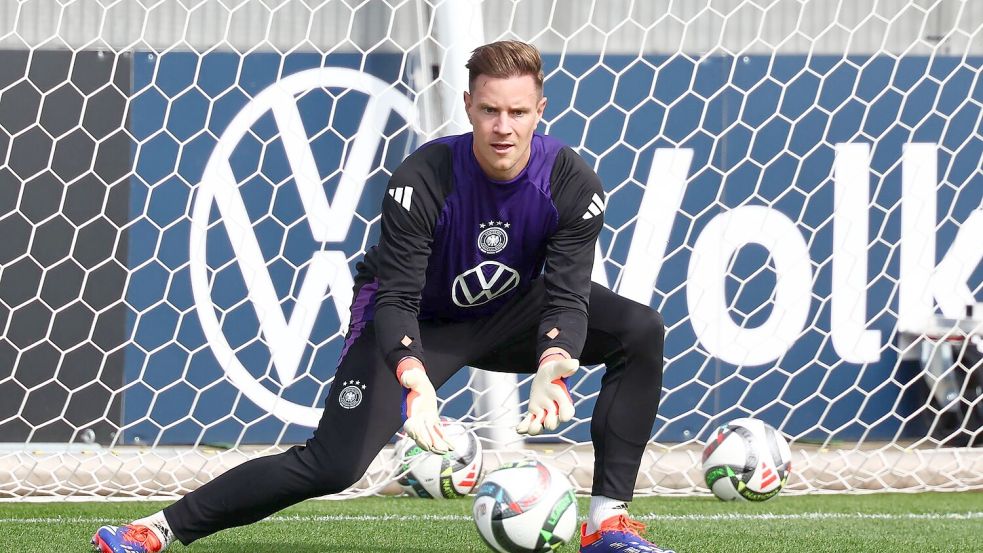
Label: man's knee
xmin=621 ymin=305 xmax=665 ymax=356
xmin=292 ymin=446 xmax=366 ymax=496
xmin=307 ymin=464 xmax=365 ymax=496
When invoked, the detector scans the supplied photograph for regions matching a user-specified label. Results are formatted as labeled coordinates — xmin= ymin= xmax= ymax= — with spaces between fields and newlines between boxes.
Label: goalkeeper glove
xmin=397 ymin=357 xmax=453 ymax=454
xmin=516 ymin=351 xmax=579 ymax=436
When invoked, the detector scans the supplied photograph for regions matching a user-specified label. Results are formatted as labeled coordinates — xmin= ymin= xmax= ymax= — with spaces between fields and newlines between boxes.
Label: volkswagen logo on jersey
xmin=477 ymin=221 xmax=509 ymax=254
xmin=452 ymin=261 xmax=520 ymax=307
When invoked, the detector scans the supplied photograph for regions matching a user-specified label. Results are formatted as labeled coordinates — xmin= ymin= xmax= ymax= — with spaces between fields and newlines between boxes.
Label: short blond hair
xmin=466 ymin=40 xmax=544 ymax=94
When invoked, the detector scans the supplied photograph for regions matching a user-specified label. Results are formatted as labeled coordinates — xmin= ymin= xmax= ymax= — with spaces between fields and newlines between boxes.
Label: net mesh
xmin=1 ymin=0 xmax=982 ymax=499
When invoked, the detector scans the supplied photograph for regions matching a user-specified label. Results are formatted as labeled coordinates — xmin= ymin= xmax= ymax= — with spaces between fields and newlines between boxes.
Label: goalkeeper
xmin=92 ymin=40 xmax=670 ymax=553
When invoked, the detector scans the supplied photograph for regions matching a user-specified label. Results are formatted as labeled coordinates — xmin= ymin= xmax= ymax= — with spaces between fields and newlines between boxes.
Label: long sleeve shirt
xmin=355 ymin=132 xmax=605 ymax=371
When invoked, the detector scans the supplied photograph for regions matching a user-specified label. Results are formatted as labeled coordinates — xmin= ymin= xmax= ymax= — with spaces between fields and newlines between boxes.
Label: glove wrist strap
xmin=396 ymin=356 xmax=424 ymax=384
xmin=539 ymin=351 xmax=569 ymax=366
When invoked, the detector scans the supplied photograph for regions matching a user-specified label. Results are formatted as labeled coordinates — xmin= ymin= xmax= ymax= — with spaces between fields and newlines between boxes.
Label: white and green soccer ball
xmin=702 ymin=417 xmax=793 ymax=502
xmin=472 ymin=459 xmax=578 ymax=553
xmin=396 ymin=419 xmax=483 ymax=499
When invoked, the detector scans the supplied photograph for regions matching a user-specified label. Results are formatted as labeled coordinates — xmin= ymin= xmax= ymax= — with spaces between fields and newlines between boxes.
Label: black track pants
xmin=164 ymin=281 xmax=664 ymax=544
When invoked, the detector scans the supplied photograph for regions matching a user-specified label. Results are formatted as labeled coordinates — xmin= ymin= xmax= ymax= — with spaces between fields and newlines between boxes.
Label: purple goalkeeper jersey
xmin=358 ymin=132 xmax=605 ymax=370
xmin=418 ymin=133 xmax=563 ymax=319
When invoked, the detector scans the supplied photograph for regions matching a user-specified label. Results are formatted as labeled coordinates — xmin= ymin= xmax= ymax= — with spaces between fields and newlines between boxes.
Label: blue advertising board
xmin=125 ymin=52 xmax=983 ymax=445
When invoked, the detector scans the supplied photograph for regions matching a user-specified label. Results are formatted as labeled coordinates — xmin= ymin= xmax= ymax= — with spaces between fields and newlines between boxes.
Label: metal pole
xmin=433 ymin=0 xmax=521 ymax=449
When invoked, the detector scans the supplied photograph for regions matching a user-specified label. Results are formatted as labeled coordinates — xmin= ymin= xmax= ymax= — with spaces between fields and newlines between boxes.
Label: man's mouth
xmin=491 ymin=143 xmax=513 ymax=153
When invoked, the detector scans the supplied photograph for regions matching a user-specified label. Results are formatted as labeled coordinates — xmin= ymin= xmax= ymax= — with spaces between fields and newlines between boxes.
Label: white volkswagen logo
xmin=189 ymin=68 xmax=418 ymax=427
xmin=452 ymin=261 xmax=520 ymax=307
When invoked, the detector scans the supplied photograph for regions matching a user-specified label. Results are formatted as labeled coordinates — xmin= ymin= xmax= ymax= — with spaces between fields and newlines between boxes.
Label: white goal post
xmin=1 ymin=0 xmax=982 ymax=500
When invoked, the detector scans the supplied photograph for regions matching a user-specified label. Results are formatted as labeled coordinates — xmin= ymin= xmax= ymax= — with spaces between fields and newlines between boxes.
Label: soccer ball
xmin=472 ymin=459 xmax=578 ymax=553
xmin=396 ymin=420 xmax=482 ymax=499
xmin=702 ymin=417 xmax=792 ymax=502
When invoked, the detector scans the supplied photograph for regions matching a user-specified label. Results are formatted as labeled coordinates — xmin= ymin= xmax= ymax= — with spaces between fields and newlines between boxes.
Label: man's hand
xmin=397 ymin=358 xmax=453 ymax=454
xmin=516 ymin=351 xmax=579 ymax=436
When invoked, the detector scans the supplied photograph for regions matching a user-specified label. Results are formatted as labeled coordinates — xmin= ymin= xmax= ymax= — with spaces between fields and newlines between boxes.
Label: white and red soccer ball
xmin=702 ymin=417 xmax=793 ymax=502
xmin=396 ymin=419 xmax=483 ymax=499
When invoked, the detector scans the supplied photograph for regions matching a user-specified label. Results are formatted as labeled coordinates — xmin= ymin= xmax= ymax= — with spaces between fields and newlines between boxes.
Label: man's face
xmin=464 ymin=74 xmax=547 ymax=181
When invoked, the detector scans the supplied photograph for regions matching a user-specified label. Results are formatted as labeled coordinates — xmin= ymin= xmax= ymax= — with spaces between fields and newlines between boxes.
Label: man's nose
xmin=493 ymin=113 xmax=512 ymax=135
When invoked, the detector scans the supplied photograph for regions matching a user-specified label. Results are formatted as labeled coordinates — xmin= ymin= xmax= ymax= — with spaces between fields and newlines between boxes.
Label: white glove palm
xmin=516 ymin=357 xmax=579 ymax=436
xmin=398 ymin=363 xmax=452 ymax=454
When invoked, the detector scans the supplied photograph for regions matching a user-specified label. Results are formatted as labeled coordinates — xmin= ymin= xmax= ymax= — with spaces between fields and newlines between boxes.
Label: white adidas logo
xmin=582 ymin=193 xmax=605 ymax=219
xmin=388 ymin=186 xmax=413 ymax=211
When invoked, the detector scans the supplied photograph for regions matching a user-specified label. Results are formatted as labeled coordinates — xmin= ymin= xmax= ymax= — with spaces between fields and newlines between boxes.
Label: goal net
xmin=1 ymin=0 xmax=982 ymax=499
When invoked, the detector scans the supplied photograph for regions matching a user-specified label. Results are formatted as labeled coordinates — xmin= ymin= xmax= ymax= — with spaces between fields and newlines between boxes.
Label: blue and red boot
xmin=91 ymin=524 xmax=163 ymax=553
xmin=579 ymin=514 xmax=676 ymax=553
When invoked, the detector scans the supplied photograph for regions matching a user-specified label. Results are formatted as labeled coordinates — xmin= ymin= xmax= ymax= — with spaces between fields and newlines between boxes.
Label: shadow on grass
xmin=186 ymin=544 xmax=461 ymax=552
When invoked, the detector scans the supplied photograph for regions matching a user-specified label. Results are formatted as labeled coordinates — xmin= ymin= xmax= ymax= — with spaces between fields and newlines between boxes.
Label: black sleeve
xmin=371 ymin=144 xmax=452 ymax=371
xmin=537 ymin=146 xmax=605 ymax=360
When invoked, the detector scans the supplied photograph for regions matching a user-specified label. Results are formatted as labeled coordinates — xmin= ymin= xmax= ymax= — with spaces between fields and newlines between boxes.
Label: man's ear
xmin=463 ymin=91 xmax=473 ymax=122
xmin=534 ymin=95 xmax=547 ymax=128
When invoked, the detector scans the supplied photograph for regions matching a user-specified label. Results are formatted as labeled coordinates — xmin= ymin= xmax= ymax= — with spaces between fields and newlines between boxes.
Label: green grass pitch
xmin=2 ymin=492 xmax=980 ymax=552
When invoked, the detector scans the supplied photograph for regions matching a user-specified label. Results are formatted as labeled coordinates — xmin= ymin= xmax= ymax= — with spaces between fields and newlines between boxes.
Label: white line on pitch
xmin=2 ymin=512 xmax=982 ymax=524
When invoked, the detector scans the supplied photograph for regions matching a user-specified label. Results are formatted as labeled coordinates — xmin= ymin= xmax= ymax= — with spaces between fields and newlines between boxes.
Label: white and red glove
xmin=516 ymin=350 xmax=579 ymax=436
xmin=397 ymin=357 xmax=453 ymax=454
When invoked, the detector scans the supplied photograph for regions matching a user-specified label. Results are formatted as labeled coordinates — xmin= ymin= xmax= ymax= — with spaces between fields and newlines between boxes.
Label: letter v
xmin=210 ymin=161 xmax=352 ymax=386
